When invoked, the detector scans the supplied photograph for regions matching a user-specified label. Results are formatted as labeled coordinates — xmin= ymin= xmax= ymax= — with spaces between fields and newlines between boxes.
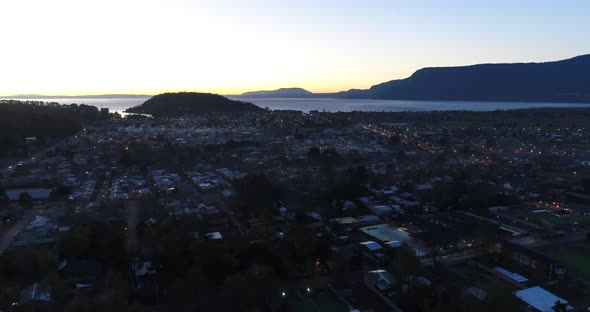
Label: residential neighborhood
xmin=1 ymin=108 xmax=590 ymax=311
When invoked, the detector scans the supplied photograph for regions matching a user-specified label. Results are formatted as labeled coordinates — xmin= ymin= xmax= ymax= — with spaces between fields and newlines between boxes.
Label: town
xmin=1 ymin=106 xmax=590 ymax=312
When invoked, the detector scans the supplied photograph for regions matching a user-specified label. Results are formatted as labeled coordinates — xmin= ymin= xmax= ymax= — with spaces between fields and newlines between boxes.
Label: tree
xmin=394 ymin=244 xmax=421 ymax=282
xmin=57 ymin=226 xmax=90 ymax=258
xmin=307 ymin=147 xmax=321 ymax=164
xmin=475 ymin=223 xmax=498 ymax=253
xmin=0 ymin=186 xmax=6 ymax=203
xmin=396 ymin=150 xmax=407 ymax=162
xmin=233 ymin=174 xmax=281 ymax=218
xmin=320 ymin=148 xmax=341 ymax=165
xmin=389 ymin=135 xmax=401 ymax=145
xmin=485 ymin=138 xmax=497 ymax=148
xmin=51 ymin=184 xmax=71 ymax=198
xmin=18 ymin=191 xmax=33 ymax=208
xmin=482 ymin=281 xmax=522 ymax=312
xmin=552 ymin=300 xmax=568 ymax=312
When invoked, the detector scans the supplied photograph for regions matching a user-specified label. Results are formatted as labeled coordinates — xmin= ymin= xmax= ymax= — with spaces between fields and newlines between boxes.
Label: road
xmin=126 ymin=200 xmax=140 ymax=253
xmin=0 ymin=137 xmax=70 ymax=177
xmin=421 ymin=249 xmax=481 ymax=266
xmin=0 ymin=210 xmax=35 ymax=255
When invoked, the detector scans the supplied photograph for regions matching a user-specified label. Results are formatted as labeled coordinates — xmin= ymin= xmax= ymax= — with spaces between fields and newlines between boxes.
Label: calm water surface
xmin=8 ymin=97 xmax=590 ymax=113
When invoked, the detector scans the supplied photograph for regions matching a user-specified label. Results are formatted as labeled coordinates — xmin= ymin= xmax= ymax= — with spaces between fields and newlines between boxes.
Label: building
xmin=19 ymin=283 xmax=51 ymax=307
xmin=5 ymin=188 xmax=52 ymax=202
xmin=514 ymin=286 xmax=573 ymax=312
xmin=501 ymin=241 xmax=565 ymax=281
xmin=359 ymin=241 xmax=384 ymax=264
xmin=25 ymin=137 xmax=37 ymax=144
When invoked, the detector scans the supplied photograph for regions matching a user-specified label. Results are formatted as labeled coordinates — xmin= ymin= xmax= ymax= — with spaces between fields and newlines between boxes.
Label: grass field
xmin=543 ymin=241 xmax=590 ymax=280
xmin=292 ymin=291 xmax=348 ymax=312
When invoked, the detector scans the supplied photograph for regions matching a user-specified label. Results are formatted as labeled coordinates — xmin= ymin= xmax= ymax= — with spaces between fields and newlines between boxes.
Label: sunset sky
xmin=1 ymin=0 xmax=589 ymax=95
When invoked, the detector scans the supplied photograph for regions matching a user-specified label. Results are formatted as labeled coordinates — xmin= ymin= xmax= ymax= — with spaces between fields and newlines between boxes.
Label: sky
xmin=1 ymin=0 xmax=589 ymax=95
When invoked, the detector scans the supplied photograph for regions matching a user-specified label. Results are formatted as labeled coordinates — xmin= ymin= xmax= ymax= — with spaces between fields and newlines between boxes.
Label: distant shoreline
xmin=3 ymin=97 xmax=590 ymax=114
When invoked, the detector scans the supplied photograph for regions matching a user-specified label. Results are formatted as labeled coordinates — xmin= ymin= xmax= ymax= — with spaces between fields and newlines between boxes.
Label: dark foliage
xmin=232 ymin=174 xmax=282 ymax=218
xmin=0 ymin=100 xmax=104 ymax=155
xmin=125 ymin=92 xmax=262 ymax=117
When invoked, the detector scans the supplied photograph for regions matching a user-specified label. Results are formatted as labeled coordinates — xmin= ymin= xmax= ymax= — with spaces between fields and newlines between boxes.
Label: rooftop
xmin=514 ymin=286 xmax=573 ymax=312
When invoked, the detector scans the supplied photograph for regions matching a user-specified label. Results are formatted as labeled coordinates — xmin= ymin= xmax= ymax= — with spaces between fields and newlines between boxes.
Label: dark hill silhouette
xmin=125 ymin=92 xmax=262 ymax=116
xmin=336 ymin=54 xmax=590 ymax=102
xmin=240 ymin=88 xmax=313 ymax=98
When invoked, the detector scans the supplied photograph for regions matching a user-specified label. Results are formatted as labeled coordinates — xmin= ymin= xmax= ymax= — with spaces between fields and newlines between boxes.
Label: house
xmin=365 ymin=269 xmax=396 ymax=292
xmin=134 ymin=261 xmax=156 ymax=278
xmin=205 ymin=232 xmax=223 ymax=240
xmin=132 ymin=260 xmax=158 ymax=302
xmin=25 ymin=137 xmax=37 ymax=144
xmin=19 ymin=283 xmax=51 ymax=306
xmin=465 ymin=287 xmax=487 ymax=301
xmin=370 ymin=205 xmax=394 ymax=216
xmin=416 ymin=183 xmax=433 ymax=191
xmin=501 ymin=241 xmax=565 ymax=281
xmin=196 ymin=203 xmax=220 ymax=217
xmin=359 ymin=241 xmax=385 ymax=264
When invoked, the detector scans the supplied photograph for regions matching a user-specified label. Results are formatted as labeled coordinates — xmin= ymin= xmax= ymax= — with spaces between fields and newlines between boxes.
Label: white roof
xmin=360 ymin=241 xmax=382 ymax=251
xmin=385 ymin=241 xmax=402 ymax=248
xmin=515 ymin=286 xmax=573 ymax=312
xmin=206 ymin=232 xmax=223 ymax=240
xmin=494 ymin=267 xmax=528 ymax=282
xmin=416 ymin=183 xmax=433 ymax=190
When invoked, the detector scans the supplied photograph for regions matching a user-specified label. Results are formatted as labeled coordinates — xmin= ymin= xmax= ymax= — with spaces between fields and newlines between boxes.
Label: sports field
xmin=543 ymin=241 xmax=590 ymax=280
xmin=292 ymin=290 xmax=348 ymax=312
xmin=507 ymin=208 xmax=590 ymax=226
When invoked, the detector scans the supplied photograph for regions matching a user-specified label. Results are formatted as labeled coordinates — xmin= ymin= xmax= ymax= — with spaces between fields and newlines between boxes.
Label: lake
xmin=8 ymin=97 xmax=590 ymax=113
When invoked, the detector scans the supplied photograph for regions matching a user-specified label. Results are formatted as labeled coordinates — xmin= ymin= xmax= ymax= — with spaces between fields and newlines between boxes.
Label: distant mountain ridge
xmin=239 ymin=88 xmax=314 ymax=98
xmin=336 ymin=54 xmax=590 ymax=102
xmin=238 ymin=54 xmax=590 ymax=103
xmin=0 ymin=94 xmax=151 ymax=99
xmin=125 ymin=92 xmax=261 ymax=117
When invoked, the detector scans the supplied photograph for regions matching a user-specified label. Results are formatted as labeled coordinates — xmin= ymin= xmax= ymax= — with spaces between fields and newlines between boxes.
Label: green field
xmin=292 ymin=291 xmax=348 ymax=312
xmin=543 ymin=241 xmax=590 ymax=280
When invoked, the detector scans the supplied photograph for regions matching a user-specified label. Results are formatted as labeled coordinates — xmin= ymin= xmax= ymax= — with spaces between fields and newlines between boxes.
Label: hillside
xmin=337 ymin=54 xmax=590 ymax=102
xmin=240 ymin=88 xmax=314 ymax=98
xmin=125 ymin=92 xmax=262 ymax=116
xmin=0 ymin=100 xmax=105 ymax=156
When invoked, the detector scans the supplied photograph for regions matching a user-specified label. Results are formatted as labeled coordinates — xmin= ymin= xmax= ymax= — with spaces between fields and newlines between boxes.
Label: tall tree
xmin=18 ymin=192 xmax=33 ymax=208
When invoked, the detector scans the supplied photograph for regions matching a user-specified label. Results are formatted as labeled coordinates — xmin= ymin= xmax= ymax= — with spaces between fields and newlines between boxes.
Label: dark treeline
xmin=125 ymin=92 xmax=262 ymax=117
xmin=0 ymin=100 xmax=106 ymax=155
